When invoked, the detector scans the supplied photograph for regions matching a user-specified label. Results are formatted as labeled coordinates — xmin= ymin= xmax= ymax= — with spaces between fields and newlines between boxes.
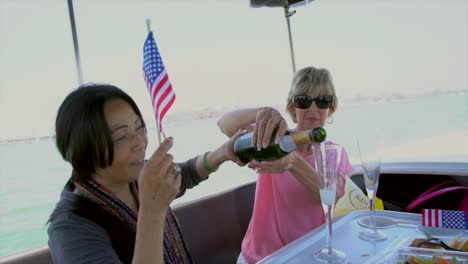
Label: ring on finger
xmin=173 ymin=164 xmax=181 ymax=176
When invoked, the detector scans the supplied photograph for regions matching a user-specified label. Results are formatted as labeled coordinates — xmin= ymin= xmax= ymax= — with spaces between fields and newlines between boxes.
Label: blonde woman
xmin=218 ymin=67 xmax=354 ymax=264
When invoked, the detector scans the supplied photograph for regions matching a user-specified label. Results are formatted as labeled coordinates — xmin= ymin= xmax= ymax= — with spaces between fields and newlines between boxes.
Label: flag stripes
xmin=422 ymin=209 xmax=467 ymax=230
xmin=143 ymin=32 xmax=175 ymax=135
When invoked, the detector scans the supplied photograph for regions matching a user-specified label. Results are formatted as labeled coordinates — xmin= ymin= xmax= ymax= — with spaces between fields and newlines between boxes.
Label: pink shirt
xmin=241 ymin=144 xmax=354 ymax=264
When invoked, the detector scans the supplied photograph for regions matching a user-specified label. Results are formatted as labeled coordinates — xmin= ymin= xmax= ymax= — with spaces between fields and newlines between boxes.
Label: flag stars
xmin=143 ymin=33 xmax=169 ymax=81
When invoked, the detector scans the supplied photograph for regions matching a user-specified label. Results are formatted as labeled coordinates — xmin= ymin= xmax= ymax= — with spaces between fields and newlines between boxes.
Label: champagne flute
xmin=357 ymin=137 xmax=388 ymax=241
xmin=312 ymin=143 xmax=347 ymax=263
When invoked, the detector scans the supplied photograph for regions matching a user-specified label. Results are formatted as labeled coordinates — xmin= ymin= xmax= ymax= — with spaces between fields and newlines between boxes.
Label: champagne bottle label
xmin=278 ymin=135 xmax=297 ymax=152
xmin=234 ymin=133 xmax=254 ymax=150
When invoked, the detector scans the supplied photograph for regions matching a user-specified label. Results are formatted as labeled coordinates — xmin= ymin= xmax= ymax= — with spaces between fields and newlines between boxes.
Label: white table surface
xmin=257 ymin=210 xmax=467 ymax=264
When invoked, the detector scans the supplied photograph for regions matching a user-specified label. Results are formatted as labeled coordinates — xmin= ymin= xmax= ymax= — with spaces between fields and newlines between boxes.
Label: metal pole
xmin=283 ymin=0 xmax=296 ymax=73
xmin=67 ymin=0 xmax=84 ymax=85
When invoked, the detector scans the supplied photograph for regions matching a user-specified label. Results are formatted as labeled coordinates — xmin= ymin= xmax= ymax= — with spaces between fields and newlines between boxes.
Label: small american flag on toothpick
xmin=422 ymin=209 xmax=468 ymax=230
xmin=143 ymin=19 xmax=175 ymax=144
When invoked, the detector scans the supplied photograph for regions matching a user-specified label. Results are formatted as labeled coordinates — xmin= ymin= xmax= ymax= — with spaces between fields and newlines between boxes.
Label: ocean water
xmin=0 ymin=94 xmax=467 ymax=257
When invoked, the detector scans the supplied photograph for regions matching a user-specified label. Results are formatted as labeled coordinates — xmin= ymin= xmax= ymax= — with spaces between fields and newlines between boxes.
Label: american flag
xmin=143 ymin=31 xmax=175 ymax=135
xmin=422 ymin=209 xmax=468 ymax=230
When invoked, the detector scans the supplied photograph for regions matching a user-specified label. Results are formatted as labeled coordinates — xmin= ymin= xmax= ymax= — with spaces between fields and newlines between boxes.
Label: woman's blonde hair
xmin=286 ymin=66 xmax=338 ymax=122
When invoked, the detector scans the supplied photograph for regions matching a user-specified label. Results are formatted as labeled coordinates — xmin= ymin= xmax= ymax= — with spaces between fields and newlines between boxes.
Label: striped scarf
xmin=74 ymin=177 xmax=192 ymax=264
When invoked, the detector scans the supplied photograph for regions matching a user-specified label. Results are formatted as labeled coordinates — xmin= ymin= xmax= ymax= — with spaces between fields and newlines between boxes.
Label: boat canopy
xmin=250 ymin=0 xmax=312 ymax=8
xmin=65 ymin=0 xmax=315 ymax=84
xmin=249 ymin=0 xmax=315 ymax=73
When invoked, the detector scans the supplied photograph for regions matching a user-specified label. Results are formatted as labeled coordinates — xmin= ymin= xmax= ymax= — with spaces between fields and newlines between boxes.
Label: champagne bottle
xmin=234 ymin=127 xmax=327 ymax=163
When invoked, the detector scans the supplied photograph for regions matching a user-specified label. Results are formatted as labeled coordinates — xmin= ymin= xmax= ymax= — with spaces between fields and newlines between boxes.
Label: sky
xmin=0 ymin=0 xmax=466 ymax=140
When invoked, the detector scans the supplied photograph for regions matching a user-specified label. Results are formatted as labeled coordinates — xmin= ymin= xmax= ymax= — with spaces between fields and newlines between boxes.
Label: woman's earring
xmin=327 ymin=115 xmax=334 ymax=124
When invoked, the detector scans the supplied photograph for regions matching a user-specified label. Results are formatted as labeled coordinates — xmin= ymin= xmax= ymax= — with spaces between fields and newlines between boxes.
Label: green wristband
xmin=202 ymin=151 xmax=214 ymax=173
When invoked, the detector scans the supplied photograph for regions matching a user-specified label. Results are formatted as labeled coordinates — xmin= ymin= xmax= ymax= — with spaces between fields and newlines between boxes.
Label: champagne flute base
xmin=358 ymin=216 xmax=395 ymax=229
xmin=358 ymin=229 xmax=388 ymax=241
xmin=314 ymin=248 xmax=347 ymax=263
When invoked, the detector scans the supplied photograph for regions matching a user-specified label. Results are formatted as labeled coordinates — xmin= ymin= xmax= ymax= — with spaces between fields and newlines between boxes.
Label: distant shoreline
xmin=1 ymin=90 xmax=466 ymax=144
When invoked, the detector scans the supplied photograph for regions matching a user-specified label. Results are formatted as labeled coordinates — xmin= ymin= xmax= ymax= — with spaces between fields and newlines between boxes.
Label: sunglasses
xmin=292 ymin=95 xmax=334 ymax=109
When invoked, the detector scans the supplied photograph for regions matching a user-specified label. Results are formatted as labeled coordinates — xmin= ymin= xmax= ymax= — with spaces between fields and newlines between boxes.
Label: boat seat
xmin=0 ymin=246 xmax=52 ymax=264
xmin=0 ymin=181 xmax=256 ymax=264
xmin=349 ymin=167 xmax=468 ymax=212
xmin=173 ymin=181 xmax=256 ymax=264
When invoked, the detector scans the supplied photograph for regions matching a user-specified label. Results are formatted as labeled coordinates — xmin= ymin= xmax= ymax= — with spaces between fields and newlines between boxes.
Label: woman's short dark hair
xmin=55 ymin=83 xmax=145 ymax=179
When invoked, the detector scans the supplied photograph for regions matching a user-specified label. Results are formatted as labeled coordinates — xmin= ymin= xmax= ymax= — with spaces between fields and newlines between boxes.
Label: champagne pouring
xmin=233 ymin=127 xmax=326 ymax=163
xmin=312 ymin=143 xmax=348 ymax=263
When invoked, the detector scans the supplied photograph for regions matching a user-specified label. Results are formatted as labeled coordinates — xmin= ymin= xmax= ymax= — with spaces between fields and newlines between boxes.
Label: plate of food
xmin=397 ymin=247 xmax=467 ymax=264
xmin=409 ymin=236 xmax=468 ymax=252
xmin=417 ymin=225 xmax=467 ymax=238
xmin=364 ymin=235 xmax=468 ymax=263
xmin=365 ymin=247 xmax=468 ymax=264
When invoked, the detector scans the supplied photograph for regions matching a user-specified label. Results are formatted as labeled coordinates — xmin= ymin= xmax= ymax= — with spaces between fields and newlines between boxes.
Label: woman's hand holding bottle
xmin=247 ymin=152 xmax=299 ymax=173
xmin=252 ymin=107 xmax=288 ymax=149
xmin=220 ymin=129 xmax=250 ymax=166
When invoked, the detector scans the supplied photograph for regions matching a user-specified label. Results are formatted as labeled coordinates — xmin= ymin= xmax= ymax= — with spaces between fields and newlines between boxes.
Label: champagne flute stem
xmin=326 ymin=205 xmax=333 ymax=254
xmin=370 ymin=197 xmax=376 ymax=232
